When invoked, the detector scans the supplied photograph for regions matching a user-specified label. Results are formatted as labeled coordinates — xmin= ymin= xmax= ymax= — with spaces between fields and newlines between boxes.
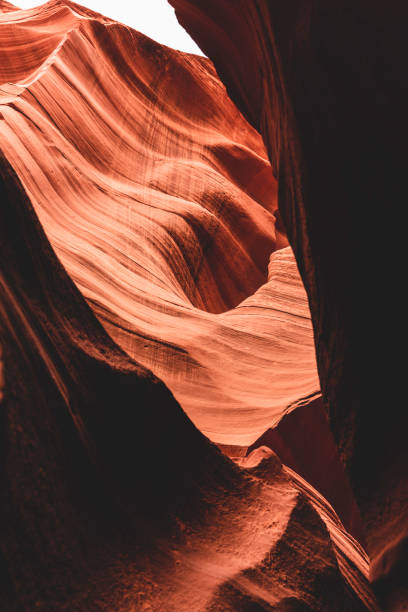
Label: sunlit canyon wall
xmin=1 ymin=0 xmax=405 ymax=609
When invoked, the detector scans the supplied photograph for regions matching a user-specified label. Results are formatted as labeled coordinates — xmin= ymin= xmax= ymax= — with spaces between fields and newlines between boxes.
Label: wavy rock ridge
xmin=0 ymin=147 xmax=376 ymax=610
xmin=0 ymin=0 xmax=320 ymax=445
xmin=170 ymin=0 xmax=408 ymax=608
xmin=0 ymin=1 xmax=386 ymax=610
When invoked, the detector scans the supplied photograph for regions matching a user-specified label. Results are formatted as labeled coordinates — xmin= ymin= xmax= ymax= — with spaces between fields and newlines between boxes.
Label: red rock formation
xmin=0 ymin=150 xmax=376 ymax=610
xmin=0 ymin=1 xmax=16 ymax=13
xmin=170 ymin=1 xmax=408 ymax=608
xmin=0 ymin=0 xmax=391 ymax=609
xmin=247 ymin=397 xmax=364 ymax=544
xmin=0 ymin=0 xmax=319 ymax=446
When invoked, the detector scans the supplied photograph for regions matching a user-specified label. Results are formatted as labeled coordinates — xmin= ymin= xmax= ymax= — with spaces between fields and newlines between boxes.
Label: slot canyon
xmin=0 ymin=1 xmax=406 ymax=610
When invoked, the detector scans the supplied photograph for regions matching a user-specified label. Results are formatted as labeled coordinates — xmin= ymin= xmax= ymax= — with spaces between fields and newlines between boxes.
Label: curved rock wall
xmin=0 ymin=0 xmax=319 ymax=445
xmin=170 ymin=0 xmax=408 ymax=607
xmin=0 ymin=148 xmax=376 ymax=612
xmin=0 ymin=0 xmax=392 ymax=609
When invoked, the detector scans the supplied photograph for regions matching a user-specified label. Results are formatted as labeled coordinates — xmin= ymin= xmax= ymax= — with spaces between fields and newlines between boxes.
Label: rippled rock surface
xmin=0 ymin=0 xmax=323 ymax=446
xmin=0 ymin=1 xmax=387 ymax=610
xmin=170 ymin=1 xmax=408 ymax=609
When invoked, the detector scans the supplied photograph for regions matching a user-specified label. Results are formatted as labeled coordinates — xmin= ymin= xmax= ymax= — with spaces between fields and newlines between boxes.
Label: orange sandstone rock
xmin=0 ymin=0 xmax=319 ymax=446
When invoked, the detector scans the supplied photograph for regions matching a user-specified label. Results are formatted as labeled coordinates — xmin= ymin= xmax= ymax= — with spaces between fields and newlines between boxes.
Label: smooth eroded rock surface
xmin=170 ymin=1 xmax=408 ymax=607
xmin=0 ymin=0 xmax=320 ymax=445
xmin=0 ymin=0 xmax=393 ymax=609
xmin=0 ymin=148 xmax=376 ymax=611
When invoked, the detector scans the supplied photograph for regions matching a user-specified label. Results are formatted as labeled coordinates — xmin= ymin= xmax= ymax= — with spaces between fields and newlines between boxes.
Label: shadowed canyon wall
xmin=0 ymin=0 xmax=321 ymax=446
xmin=0 ymin=0 xmax=405 ymax=608
xmin=0 ymin=147 xmax=376 ymax=610
xmin=170 ymin=1 xmax=408 ymax=608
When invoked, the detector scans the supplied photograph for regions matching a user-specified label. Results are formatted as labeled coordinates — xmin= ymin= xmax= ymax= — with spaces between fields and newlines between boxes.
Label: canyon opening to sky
xmin=0 ymin=1 xmax=406 ymax=611
xmin=15 ymin=0 xmax=205 ymax=54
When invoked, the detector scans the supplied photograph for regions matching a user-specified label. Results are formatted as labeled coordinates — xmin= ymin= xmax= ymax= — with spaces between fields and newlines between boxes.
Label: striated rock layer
xmin=170 ymin=0 xmax=408 ymax=608
xmin=247 ymin=397 xmax=365 ymax=544
xmin=1 ymin=149 xmax=377 ymax=610
xmin=0 ymin=0 xmax=320 ymax=445
xmin=0 ymin=1 xmax=387 ymax=609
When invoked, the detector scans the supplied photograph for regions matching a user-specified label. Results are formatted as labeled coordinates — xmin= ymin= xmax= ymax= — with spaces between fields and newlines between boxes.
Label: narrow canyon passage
xmin=0 ymin=0 xmax=320 ymax=446
xmin=169 ymin=1 xmax=408 ymax=609
xmin=1 ymin=0 xmax=405 ymax=610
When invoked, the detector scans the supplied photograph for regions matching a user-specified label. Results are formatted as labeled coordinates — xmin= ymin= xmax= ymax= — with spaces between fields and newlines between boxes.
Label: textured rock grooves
xmin=0 ymin=0 xmax=321 ymax=446
xmin=0 ymin=151 xmax=376 ymax=610
xmin=170 ymin=1 xmax=408 ymax=609
xmin=246 ymin=397 xmax=365 ymax=544
xmin=0 ymin=0 xmax=399 ymax=610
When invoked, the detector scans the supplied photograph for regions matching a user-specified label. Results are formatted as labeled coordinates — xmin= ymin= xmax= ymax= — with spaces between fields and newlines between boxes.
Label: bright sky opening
xmin=15 ymin=0 xmax=204 ymax=55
